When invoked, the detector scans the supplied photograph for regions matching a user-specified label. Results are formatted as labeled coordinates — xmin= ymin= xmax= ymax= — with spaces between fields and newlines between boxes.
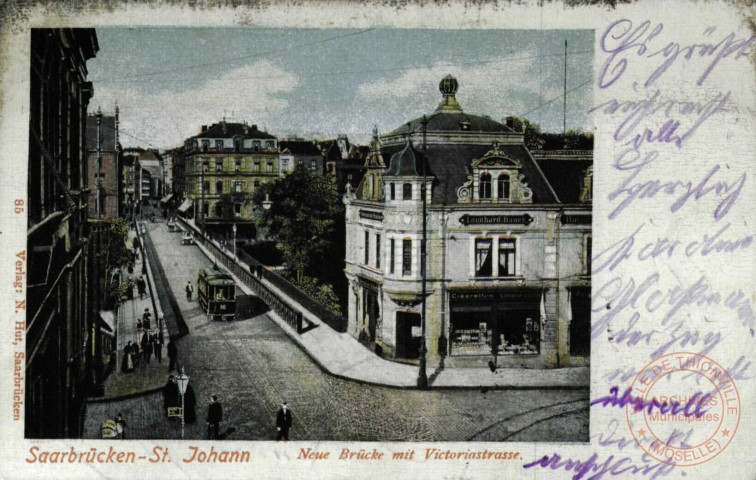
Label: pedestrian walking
xmin=276 ymin=402 xmax=293 ymax=441
xmin=184 ymin=382 xmax=197 ymax=424
xmin=141 ymin=331 xmax=152 ymax=364
xmin=142 ymin=308 xmax=152 ymax=330
xmin=132 ymin=341 xmax=142 ymax=369
xmin=167 ymin=339 xmax=178 ymax=372
xmin=121 ymin=342 xmax=134 ymax=373
xmin=163 ymin=375 xmax=179 ymax=416
xmin=137 ymin=276 xmax=146 ymax=299
xmin=186 ymin=281 xmax=194 ymax=301
xmin=206 ymin=395 xmax=223 ymax=439
xmin=153 ymin=332 xmax=163 ymax=363
xmin=115 ymin=413 xmax=127 ymax=439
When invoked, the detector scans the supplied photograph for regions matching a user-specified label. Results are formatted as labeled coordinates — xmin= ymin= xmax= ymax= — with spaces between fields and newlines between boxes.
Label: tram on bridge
xmin=197 ymin=267 xmax=236 ymax=321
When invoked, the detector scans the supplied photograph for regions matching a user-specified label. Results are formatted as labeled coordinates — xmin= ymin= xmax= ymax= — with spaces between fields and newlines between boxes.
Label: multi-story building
xmin=320 ymin=134 xmax=368 ymax=193
xmin=137 ymin=151 xmax=163 ymax=202
xmin=159 ymin=147 xmax=183 ymax=209
xmin=86 ymin=107 xmax=121 ymax=219
xmin=279 ymin=140 xmax=324 ymax=175
xmin=344 ymin=75 xmax=592 ymax=369
xmin=181 ymin=121 xmax=279 ymax=239
xmin=27 ymin=28 xmax=99 ymax=438
xmin=120 ymin=148 xmax=140 ymax=218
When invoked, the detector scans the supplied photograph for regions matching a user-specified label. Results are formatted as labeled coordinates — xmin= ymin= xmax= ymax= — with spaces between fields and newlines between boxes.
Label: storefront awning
xmin=160 ymin=193 xmax=174 ymax=204
xmin=98 ymin=310 xmax=116 ymax=336
xmin=177 ymin=199 xmax=193 ymax=213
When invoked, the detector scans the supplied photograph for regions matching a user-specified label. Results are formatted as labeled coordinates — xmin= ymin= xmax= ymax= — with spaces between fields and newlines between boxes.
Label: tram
xmin=197 ymin=267 xmax=236 ymax=321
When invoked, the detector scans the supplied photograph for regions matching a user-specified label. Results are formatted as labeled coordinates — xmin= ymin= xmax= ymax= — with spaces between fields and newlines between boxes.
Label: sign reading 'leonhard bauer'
xmin=458 ymin=214 xmax=534 ymax=226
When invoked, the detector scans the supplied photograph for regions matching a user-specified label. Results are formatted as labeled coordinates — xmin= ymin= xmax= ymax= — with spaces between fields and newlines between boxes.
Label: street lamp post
xmin=176 ymin=369 xmax=189 ymax=439
xmin=418 ymin=115 xmax=429 ymax=388
xmin=232 ymin=223 xmax=237 ymax=259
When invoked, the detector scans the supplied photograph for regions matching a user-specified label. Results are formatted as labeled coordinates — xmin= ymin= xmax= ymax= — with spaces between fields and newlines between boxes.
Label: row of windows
xmin=364 ymin=231 xmax=413 ymax=276
xmin=200 ymin=159 xmax=276 ymax=173
xmin=359 ymin=234 xmax=591 ymax=279
xmin=199 ymin=139 xmax=276 ymax=152
xmin=198 ymin=202 xmax=244 ymax=217
xmin=195 ymin=180 xmax=263 ymax=194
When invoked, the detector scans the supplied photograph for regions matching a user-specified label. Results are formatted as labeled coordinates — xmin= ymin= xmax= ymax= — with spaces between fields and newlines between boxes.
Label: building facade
xmin=27 ymin=28 xmax=99 ymax=438
xmin=182 ymin=121 xmax=279 ymax=238
xmin=86 ymin=108 xmax=121 ymax=219
xmin=320 ymin=134 xmax=368 ymax=193
xmin=344 ymin=75 xmax=592 ymax=369
xmin=279 ymin=140 xmax=324 ymax=175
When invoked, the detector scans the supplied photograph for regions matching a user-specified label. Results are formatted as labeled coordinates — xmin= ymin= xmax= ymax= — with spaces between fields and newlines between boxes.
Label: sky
xmin=86 ymin=28 xmax=594 ymax=149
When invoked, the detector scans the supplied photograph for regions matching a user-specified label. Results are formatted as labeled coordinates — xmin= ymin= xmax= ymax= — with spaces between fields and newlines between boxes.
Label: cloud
xmin=355 ymin=50 xmax=591 ymax=131
xmin=91 ymin=60 xmax=300 ymax=148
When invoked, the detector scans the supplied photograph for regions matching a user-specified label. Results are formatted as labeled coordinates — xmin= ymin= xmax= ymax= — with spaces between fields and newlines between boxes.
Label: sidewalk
xmin=91 ymin=223 xmax=172 ymax=401
xmin=186 ymin=219 xmax=588 ymax=390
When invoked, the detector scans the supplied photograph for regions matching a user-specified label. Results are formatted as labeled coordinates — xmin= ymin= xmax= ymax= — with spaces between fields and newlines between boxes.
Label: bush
xmin=243 ymin=241 xmax=283 ymax=266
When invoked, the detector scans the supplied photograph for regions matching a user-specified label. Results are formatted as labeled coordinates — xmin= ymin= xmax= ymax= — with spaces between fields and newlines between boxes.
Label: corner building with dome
xmin=343 ymin=75 xmax=592 ymax=369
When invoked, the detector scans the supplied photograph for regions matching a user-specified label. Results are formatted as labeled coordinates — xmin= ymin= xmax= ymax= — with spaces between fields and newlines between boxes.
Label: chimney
xmin=201 ymin=125 xmax=208 ymax=133
xmin=251 ymin=124 xmax=258 ymax=131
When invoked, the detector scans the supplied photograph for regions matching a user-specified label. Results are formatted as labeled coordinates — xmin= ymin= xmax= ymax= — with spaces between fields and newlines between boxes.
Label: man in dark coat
xmin=142 ymin=308 xmax=152 ymax=330
xmin=162 ymin=375 xmax=179 ymax=416
xmin=184 ymin=383 xmax=197 ymax=423
xmin=167 ymin=339 xmax=178 ymax=372
xmin=276 ymin=402 xmax=293 ymax=441
xmin=153 ymin=332 xmax=163 ymax=363
xmin=206 ymin=395 xmax=223 ymax=439
xmin=141 ymin=331 xmax=152 ymax=363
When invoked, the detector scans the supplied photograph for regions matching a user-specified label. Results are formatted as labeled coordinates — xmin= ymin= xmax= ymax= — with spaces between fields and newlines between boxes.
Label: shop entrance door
xmin=363 ymin=288 xmax=379 ymax=344
xmin=396 ymin=312 xmax=421 ymax=359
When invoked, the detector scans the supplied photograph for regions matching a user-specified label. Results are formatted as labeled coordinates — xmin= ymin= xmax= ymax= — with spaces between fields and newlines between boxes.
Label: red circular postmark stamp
xmin=625 ymin=352 xmax=740 ymax=466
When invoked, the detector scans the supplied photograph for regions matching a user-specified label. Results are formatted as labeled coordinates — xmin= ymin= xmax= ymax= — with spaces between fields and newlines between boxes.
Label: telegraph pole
xmin=96 ymin=107 xmax=103 ymax=218
xmin=563 ymin=39 xmax=568 ymax=135
xmin=417 ymin=115 xmax=429 ymax=389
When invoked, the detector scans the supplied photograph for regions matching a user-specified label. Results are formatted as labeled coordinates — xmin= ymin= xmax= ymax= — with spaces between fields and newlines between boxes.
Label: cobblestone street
xmin=84 ymin=220 xmax=589 ymax=441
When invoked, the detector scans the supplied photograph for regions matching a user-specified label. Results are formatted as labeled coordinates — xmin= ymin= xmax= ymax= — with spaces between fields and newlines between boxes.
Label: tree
xmin=506 ymin=117 xmax=545 ymax=150
xmin=252 ymin=166 xmax=344 ymax=285
xmin=99 ymin=217 xmax=133 ymax=309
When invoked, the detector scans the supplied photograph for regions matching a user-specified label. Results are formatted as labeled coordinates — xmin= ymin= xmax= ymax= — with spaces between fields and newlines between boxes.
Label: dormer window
xmin=215 ymin=140 xmax=223 ymax=151
xmin=479 ymin=173 xmax=492 ymax=199
xmin=403 ymin=183 xmax=412 ymax=200
xmin=202 ymin=140 xmax=210 ymax=152
xmin=459 ymin=121 xmax=471 ymax=130
xmin=497 ymin=172 xmax=511 ymax=200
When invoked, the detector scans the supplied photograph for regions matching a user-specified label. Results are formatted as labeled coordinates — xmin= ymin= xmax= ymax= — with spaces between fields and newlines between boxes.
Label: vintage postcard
xmin=0 ymin=1 xmax=753 ymax=479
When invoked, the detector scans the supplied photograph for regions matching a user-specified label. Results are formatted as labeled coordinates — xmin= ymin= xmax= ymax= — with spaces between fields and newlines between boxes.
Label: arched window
xmin=479 ymin=173 xmax=492 ymax=199
xmin=497 ymin=173 xmax=510 ymax=200
xmin=215 ymin=181 xmax=223 ymax=194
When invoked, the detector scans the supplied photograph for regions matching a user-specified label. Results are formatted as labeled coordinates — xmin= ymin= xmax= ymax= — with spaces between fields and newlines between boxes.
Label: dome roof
xmin=384 ymin=141 xmax=431 ymax=177
xmin=387 ymin=75 xmax=513 ymax=136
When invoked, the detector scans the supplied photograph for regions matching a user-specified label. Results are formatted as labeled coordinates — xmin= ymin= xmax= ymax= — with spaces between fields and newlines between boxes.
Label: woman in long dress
xmin=121 ymin=342 xmax=134 ymax=373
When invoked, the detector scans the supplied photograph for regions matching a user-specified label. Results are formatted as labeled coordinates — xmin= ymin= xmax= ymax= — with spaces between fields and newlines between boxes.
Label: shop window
xmin=390 ymin=238 xmax=395 ymax=274
xmin=376 ymin=233 xmax=381 ymax=269
xmin=498 ymin=238 xmax=516 ymax=276
xmin=475 ymin=238 xmax=493 ymax=277
xmin=402 ymin=239 xmax=412 ymax=276
xmin=390 ymin=183 xmax=395 ymax=200
xmin=479 ymin=173 xmax=492 ymax=199
xmin=364 ymin=230 xmax=370 ymax=265
xmin=403 ymin=183 xmax=412 ymax=200
xmin=497 ymin=173 xmax=510 ymax=200
xmin=450 ymin=306 xmax=540 ymax=356
xmin=215 ymin=181 xmax=223 ymax=194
